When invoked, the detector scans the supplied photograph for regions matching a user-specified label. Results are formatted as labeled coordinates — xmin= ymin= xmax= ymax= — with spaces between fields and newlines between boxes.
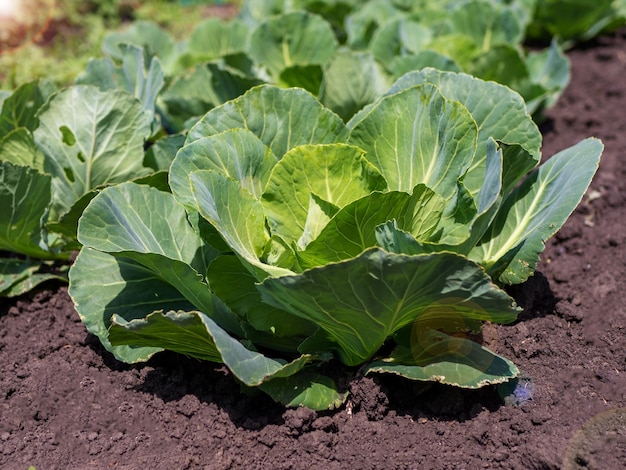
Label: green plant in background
xmin=0 ymin=47 xmax=164 ymax=295
xmin=93 ymin=0 xmax=572 ymax=131
xmin=237 ymin=0 xmax=574 ymax=116
xmin=528 ymin=0 xmax=626 ymax=43
xmin=69 ymin=74 xmax=602 ymax=409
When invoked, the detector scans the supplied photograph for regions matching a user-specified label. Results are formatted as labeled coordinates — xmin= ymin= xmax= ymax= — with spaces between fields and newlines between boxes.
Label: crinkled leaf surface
xmin=34 ymin=86 xmax=152 ymax=222
xmin=190 ymin=170 xmax=293 ymax=279
xmin=259 ymin=248 xmax=519 ymax=366
xmin=186 ymin=85 xmax=349 ymax=158
xmin=76 ymin=183 xmax=239 ymax=334
xmin=297 ymin=186 xmax=444 ymax=268
xmin=262 ymin=144 xmax=386 ymax=246
xmin=388 ymin=68 xmax=541 ymax=197
xmin=349 ymin=84 xmax=477 ymax=201
xmin=471 ymin=138 xmax=603 ymax=284
xmin=171 ymin=129 xmax=276 ymax=211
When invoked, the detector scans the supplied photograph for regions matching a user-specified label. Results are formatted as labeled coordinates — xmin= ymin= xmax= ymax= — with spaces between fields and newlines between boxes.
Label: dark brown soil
xmin=2 ymin=29 xmax=626 ymax=470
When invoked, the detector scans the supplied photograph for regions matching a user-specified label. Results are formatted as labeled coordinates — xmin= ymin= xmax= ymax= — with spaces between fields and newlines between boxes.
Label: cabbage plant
xmin=69 ymin=71 xmax=602 ymax=410
xmin=0 ymin=59 xmax=160 ymax=296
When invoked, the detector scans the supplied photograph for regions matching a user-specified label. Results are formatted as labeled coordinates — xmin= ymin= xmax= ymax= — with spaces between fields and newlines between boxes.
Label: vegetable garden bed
xmin=1 ymin=13 xmax=625 ymax=470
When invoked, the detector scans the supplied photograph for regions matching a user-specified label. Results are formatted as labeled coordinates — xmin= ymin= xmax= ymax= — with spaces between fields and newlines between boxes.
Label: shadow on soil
xmin=77 ymin=269 xmax=557 ymax=431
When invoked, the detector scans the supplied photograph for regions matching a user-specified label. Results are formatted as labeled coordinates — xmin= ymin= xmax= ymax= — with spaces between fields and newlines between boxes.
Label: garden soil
xmin=2 ymin=29 xmax=626 ymax=470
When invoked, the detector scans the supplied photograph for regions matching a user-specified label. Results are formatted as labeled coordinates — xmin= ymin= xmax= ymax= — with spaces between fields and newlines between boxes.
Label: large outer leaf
xmin=69 ymin=247 xmax=182 ymax=362
xmin=109 ymin=308 xmax=342 ymax=410
xmin=261 ymin=144 xmax=387 ymax=246
xmin=170 ymin=129 xmax=277 ymax=211
xmin=248 ymin=11 xmax=338 ymax=77
xmin=78 ymin=183 xmax=215 ymax=272
xmin=259 ymin=248 xmax=519 ymax=366
xmin=109 ymin=310 xmax=311 ymax=386
xmin=349 ymin=84 xmax=477 ymax=200
xmin=0 ymin=161 xmax=54 ymax=259
xmin=34 ymin=86 xmax=152 ymax=221
xmin=189 ymin=170 xmax=293 ymax=279
xmin=0 ymin=258 xmax=65 ymax=297
xmin=388 ymin=69 xmax=541 ymax=197
xmin=366 ymin=330 xmax=518 ymax=387
xmin=470 ymin=138 xmax=603 ymax=284
xmin=186 ymin=85 xmax=349 ymax=158
xmin=206 ymin=255 xmax=315 ymax=342
xmin=76 ymin=183 xmax=240 ymax=333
